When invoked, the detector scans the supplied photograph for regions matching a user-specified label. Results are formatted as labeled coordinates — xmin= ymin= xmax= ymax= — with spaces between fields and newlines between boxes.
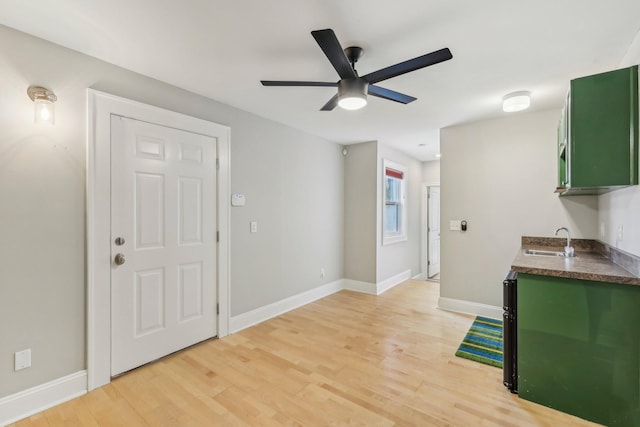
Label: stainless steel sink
xmin=523 ymin=249 xmax=568 ymax=257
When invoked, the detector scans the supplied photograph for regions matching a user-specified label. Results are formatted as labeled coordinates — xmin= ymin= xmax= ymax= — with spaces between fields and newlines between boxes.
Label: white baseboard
xmin=437 ymin=297 xmax=502 ymax=320
xmin=229 ymin=280 xmax=343 ymax=333
xmin=0 ymin=371 xmax=87 ymax=426
xmin=376 ymin=269 xmax=411 ymax=295
xmin=230 ymin=270 xmax=414 ymax=333
xmin=412 ymin=272 xmax=426 ymax=280
xmin=342 ymin=279 xmax=377 ymax=294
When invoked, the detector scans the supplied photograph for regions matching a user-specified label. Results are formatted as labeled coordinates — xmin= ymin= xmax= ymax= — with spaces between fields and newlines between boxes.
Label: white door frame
xmin=86 ymin=89 xmax=230 ymax=390
xmin=421 ymin=182 xmax=440 ymax=280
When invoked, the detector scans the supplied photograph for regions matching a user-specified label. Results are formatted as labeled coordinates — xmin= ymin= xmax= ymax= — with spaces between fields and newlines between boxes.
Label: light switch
xmin=449 ymin=220 xmax=462 ymax=231
xmin=250 ymin=221 xmax=258 ymax=233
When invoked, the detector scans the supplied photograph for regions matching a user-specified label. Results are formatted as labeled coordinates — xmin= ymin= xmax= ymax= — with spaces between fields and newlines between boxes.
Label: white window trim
xmin=382 ymin=159 xmax=408 ymax=245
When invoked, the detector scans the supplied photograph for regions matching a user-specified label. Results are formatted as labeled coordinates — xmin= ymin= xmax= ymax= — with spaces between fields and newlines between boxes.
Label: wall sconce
xmin=27 ymin=86 xmax=57 ymax=125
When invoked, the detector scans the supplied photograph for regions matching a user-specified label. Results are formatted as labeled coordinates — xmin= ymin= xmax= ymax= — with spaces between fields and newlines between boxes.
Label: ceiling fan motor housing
xmin=338 ymin=78 xmax=368 ymax=98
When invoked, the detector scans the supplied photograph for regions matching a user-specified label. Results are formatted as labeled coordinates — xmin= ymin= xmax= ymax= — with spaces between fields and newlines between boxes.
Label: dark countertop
xmin=511 ymin=237 xmax=640 ymax=286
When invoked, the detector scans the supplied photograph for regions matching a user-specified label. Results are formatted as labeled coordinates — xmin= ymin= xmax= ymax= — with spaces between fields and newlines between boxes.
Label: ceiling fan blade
xmin=320 ymin=94 xmax=339 ymax=111
xmin=368 ymin=85 xmax=417 ymax=104
xmin=311 ymin=29 xmax=357 ymax=80
xmin=261 ymin=80 xmax=337 ymax=87
xmin=362 ymin=48 xmax=453 ymax=84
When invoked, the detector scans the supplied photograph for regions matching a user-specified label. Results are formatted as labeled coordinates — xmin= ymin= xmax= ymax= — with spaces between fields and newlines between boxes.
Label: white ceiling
xmin=1 ymin=0 xmax=639 ymax=161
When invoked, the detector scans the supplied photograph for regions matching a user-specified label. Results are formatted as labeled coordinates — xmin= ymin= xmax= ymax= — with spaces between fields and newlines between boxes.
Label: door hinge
xmin=427 ymin=261 xmax=431 ymax=265
xmin=216 ymin=303 xmax=220 ymax=315
xmin=216 ymin=158 xmax=220 ymax=171
xmin=216 ymin=231 xmax=219 ymax=242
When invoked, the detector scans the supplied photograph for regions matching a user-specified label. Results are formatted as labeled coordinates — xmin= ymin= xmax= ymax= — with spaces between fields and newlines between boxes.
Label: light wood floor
xmin=12 ymin=280 xmax=600 ymax=426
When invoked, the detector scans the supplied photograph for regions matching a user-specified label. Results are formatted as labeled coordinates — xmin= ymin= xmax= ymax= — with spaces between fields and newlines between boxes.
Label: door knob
xmin=114 ymin=253 xmax=126 ymax=266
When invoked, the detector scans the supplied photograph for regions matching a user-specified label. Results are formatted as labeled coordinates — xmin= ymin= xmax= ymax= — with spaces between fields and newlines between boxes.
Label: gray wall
xmin=343 ymin=142 xmax=424 ymax=285
xmin=422 ymin=160 xmax=440 ymax=184
xmin=376 ymin=144 xmax=423 ymax=281
xmin=599 ymin=41 xmax=640 ymax=256
xmin=440 ymin=110 xmax=598 ymax=307
xmin=344 ymin=142 xmax=377 ymax=284
xmin=0 ymin=25 xmax=344 ymax=397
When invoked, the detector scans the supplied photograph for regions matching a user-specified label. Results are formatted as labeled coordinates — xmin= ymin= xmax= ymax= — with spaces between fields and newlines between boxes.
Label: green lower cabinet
xmin=518 ymin=273 xmax=640 ymax=426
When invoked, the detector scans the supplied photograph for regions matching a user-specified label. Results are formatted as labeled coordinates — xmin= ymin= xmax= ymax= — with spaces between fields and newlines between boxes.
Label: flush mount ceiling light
xmin=502 ymin=91 xmax=531 ymax=113
xmin=27 ymin=86 xmax=57 ymax=125
xmin=337 ymin=78 xmax=368 ymax=110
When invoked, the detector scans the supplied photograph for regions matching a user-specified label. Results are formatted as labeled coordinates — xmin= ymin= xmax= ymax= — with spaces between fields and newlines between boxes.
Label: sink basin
xmin=524 ymin=249 xmax=568 ymax=257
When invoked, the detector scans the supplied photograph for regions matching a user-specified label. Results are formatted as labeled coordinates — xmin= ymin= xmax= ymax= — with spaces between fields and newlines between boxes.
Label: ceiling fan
xmin=261 ymin=29 xmax=453 ymax=111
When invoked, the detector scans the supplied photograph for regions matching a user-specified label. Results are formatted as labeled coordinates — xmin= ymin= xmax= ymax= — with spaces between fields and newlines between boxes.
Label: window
xmin=383 ymin=159 xmax=407 ymax=245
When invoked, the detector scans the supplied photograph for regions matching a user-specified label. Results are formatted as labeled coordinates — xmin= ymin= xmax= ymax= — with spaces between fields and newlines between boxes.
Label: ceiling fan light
xmin=338 ymin=95 xmax=367 ymax=110
xmin=338 ymin=79 xmax=368 ymax=111
xmin=502 ymin=91 xmax=531 ymax=112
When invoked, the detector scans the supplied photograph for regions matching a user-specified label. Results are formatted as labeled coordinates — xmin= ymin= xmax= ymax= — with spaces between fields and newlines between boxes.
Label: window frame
xmin=382 ymin=159 xmax=408 ymax=245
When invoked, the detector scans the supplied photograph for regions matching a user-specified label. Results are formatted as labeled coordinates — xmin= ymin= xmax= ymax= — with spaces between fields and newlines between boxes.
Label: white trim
xmin=230 ymin=272 xmax=413 ymax=334
xmin=342 ymin=279 xmax=377 ymax=294
xmin=421 ymin=184 xmax=428 ymax=280
xmin=437 ymin=297 xmax=502 ymax=320
xmin=230 ymin=280 xmax=343 ymax=333
xmin=376 ymin=269 xmax=411 ymax=295
xmin=86 ymin=89 xmax=231 ymax=390
xmin=0 ymin=371 xmax=87 ymax=426
xmin=412 ymin=273 xmax=425 ymax=280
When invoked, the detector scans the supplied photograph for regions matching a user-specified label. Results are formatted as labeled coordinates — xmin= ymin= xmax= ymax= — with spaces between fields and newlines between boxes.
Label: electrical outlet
xmin=617 ymin=225 xmax=624 ymax=242
xmin=449 ymin=220 xmax=461 ymax=231
xmin=15 ymin=349 xmax=31 ymax=371
xmin=599 ymin=222 xmax=605 ymax=238
xmin=250 ymin=221 xmax=258 ymax=233
xmin=320 ymin=268 xmax=325 ymax=278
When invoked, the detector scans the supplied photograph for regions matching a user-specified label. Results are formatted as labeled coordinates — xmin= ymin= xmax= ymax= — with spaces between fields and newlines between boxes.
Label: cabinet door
xmin=518 ymin=273 xmax=640 ymax=426
xmin=570 ymin=66 xmax=638 ymax=188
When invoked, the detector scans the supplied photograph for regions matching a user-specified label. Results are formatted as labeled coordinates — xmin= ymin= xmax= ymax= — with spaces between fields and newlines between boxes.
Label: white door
xmin=110 ymin=115 xmax=217 ymax=376
xmin=427 ymin=186 xmax=440 ymax=278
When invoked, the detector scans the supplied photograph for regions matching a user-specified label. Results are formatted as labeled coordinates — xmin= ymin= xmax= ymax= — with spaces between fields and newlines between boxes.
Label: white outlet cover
xmin=449 ymin=220 xmax=462 ymax=231
xmin=15 ymin=349 xmax=31 ymax=371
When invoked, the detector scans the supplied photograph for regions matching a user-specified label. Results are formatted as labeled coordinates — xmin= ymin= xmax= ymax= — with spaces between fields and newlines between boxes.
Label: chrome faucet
xmin=555 ymin=227 xmax=575 ymax=257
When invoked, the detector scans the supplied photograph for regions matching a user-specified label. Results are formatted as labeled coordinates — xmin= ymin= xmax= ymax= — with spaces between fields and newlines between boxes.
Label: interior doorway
xmin=424 ymin=184 xmax=440 ymax=281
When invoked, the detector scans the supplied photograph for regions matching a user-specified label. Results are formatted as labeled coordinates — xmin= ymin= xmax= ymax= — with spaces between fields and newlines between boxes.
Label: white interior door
xmin=427 ymin=186 xmax=440 ymax=278
xmin=110 ymin=115 xmax=217 ymax=376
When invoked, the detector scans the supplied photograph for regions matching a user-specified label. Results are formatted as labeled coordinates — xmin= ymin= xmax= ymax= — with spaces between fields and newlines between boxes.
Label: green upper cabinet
xmin=556 ymin=65 xmax=638 ymax=195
